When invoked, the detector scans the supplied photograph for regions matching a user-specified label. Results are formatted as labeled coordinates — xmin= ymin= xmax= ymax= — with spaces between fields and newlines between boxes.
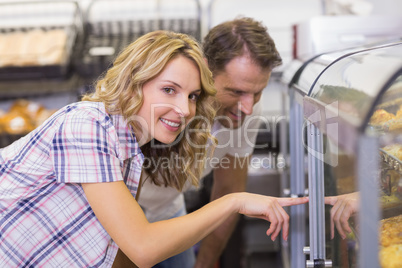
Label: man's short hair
xmin=203 ymin=16 xmax=282 ymax=74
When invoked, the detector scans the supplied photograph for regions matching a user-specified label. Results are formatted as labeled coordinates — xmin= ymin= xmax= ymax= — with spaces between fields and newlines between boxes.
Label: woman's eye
xmin=189 ymin=93 xmax=200 ymax=102
xmin=163 ymin=87 xmax=175 ymax=94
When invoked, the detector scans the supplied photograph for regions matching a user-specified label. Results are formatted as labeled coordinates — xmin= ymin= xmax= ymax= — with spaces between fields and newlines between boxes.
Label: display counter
xmin=304 ymin=41 xmax=402 ymax=268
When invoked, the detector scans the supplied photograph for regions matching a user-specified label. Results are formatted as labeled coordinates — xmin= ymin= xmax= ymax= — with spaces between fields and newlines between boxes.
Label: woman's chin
xmin=156 ymin=139 xmax=175 ymax=145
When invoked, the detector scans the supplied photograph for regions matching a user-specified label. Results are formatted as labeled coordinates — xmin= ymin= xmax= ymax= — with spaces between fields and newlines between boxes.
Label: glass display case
xmin=303 ymin=41 xmax=402 ymax=268
xmin=281 ymin=45 xmax=379 ymax=268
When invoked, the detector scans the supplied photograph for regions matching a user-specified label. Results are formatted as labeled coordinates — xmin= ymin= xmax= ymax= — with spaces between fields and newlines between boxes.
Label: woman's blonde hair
xmin=82 ymin=30 xmax=217 ymax=191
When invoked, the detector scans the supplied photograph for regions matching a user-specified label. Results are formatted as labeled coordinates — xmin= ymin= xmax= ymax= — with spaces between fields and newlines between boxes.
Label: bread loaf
xmin=0 ymin=111 xmax=35 ymax=135
xmin=1 ymin=31 xmax=25 ymax=67
xmin=0 ymin=28 xmax=68 ymax=67
xmin=379 ymin=214 xmax=402 ymax=268
xmin=382 ymin=144 xmax=402 ymax=160
xmin=370 ymin=109 xmax=395 ymax=126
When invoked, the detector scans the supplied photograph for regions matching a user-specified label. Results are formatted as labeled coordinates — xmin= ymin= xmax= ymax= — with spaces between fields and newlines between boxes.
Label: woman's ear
xmin=204 ymin=57 xmax=208 ymax=67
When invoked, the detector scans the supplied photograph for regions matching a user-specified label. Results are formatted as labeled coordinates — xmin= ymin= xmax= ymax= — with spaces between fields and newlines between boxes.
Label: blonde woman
xmin=0 ymin=31 xmax=307 ymax=267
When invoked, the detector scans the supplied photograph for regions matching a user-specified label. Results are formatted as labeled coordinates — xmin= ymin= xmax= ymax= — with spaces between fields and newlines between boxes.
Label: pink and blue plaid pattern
xmin=0 ymin=101 xmax=144 ymax=267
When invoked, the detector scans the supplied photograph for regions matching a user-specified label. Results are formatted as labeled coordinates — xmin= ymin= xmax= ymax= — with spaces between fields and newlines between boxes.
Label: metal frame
xmin=289 ymin=89 xmax=307 ymax=268
xmin=306 ymin=117 xmax=328 ymax=267
xmin=357 ymin=136 xmax=380 ymax=268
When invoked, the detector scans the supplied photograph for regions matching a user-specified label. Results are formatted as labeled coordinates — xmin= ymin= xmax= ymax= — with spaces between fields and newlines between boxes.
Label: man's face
xmin=213 ymin=55 xmax=271 ymax=129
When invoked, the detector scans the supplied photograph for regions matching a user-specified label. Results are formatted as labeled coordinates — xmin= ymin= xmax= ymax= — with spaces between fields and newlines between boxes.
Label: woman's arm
xmin=82 ymin=181 xmax=308 ymax=267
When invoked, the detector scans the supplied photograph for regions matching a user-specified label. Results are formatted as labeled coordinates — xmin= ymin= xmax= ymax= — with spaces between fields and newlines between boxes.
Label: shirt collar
xmin=109 ymin=113 xmax=142 ymax=160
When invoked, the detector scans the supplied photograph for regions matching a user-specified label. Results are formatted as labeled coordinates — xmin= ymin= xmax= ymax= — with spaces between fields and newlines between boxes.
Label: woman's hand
xmin=236 ymin=193 xmax=309 ymax=241
xmin=325 ymin=192 xmax=359 ymax=239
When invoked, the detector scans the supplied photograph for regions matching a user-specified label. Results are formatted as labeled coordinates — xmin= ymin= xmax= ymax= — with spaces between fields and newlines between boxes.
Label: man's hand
xmin=325 ymin=192 xmax=360 ymax=239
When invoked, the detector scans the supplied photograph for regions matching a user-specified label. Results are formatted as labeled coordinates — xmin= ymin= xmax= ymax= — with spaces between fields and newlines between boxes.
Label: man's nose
xmin=239 ymin=95 xmax=254 ymax=115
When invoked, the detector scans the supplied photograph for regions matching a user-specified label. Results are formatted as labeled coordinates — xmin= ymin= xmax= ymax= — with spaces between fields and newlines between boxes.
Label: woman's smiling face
xmin=135 ymin=55 xmax=202 ymax=145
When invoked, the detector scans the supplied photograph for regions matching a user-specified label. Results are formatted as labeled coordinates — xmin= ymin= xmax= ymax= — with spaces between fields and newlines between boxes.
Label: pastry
xmin=380 ymin=244 xmax=402 ymax=268
xmin=0 ymin=111 xmax=35 ymax=135
xmin=370 ymin=109 xmax=395 ymax=126
xmin=380 ymin=214 xmax=402 ymax=247
xmin=9 ymin=99 xmax=45 ymax=122
xmin=379 ymin=214 xmax=402 ymax=268
xmin=396 ymin=105 xmax=402 ymax=119
xmin=382 ymin=144 xmax=402 ymax=161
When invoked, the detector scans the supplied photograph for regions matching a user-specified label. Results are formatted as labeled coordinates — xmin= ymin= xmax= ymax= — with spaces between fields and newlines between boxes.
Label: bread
xmin=0 ymin=109 xmax=6 ymax=133
xmin=0 ymin=100 xmax=55 ymax=134
xmin=380 ymin=244 xmax=402 ymax=268
xmin=379 ymin=214 xmax=402 ymax=268
xmin=0 ymin=31 xmax=25 ymax=67
xmin=396 ymin=105 xmax=402 ymax=120
xmin=382 ymin=144 xmax=402 ymax=161
xmin=382 ymin=118 xmax=402 ymax=131
xmin=0 ymin=34 xmax=7 ymax=67
xmin=18 ymin=29 xmax=47 ymax=66
xmin=380 ymin=214 xmax=402 ymax=247
xmin=9 ymin=99 xmax=45 ymax=121
xmin=39 ymin=29 xmax=68 ymax=65
xmin=370 ymin=109 xmax=396 ymax=126
xmin=0 ymin=28 xmax=67 ymax=67
xmin=0 ymin=111 xmax=35 ymax=135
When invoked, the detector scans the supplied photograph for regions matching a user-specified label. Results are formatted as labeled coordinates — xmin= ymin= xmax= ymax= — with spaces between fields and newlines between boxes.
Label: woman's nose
xmin=175 ymin=97 xmax=191 ymax=117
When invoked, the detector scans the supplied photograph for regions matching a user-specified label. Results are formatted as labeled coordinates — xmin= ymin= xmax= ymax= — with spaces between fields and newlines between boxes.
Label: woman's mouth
xmin=160 ymin=118 xmax=181 ymax=130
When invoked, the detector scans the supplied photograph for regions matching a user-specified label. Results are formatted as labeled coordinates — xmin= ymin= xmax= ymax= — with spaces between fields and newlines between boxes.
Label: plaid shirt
xmin=0 ymin=101 xmax=144 ymax=267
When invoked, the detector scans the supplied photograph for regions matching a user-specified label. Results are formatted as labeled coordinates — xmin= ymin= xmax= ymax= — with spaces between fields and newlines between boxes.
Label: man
xmin=139 ymin=17 xmax=282 ymax=267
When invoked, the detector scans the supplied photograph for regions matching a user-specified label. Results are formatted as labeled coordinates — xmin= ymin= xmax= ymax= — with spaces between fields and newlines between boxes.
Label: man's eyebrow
xmin=225 ymin=87 xmax=243 ymax=92
xmin=226 ymin=87 xmax=264 ymax=94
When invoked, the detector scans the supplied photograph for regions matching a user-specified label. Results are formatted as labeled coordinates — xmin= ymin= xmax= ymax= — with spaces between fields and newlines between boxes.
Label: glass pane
xmin=323 ymin=142 xmax=359 ymax=268
xmin=310 ymin=44 xmax=402 ymax=130
xmin=322 ymin=74 xmax=402 ymax=268
xmin=368 ymin=75 xmax=402 ymax=268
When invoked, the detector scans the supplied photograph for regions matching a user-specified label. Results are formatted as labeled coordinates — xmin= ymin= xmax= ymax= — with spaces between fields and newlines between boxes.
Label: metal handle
xmin=306 ymin=259 xmax=332 ymax=268
xmin=283 ymin=188 xmax=291 ymax=197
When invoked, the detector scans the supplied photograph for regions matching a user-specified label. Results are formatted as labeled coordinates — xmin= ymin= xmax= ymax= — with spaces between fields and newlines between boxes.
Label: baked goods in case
xmin=0 ymin=31 xmax=25 ymax=67
xmin=380 ymin=214 xmax=402 ymax=247
xmin=382 ymin=144 xmax=402 ymax=161
xmin=396 ymin=105 xmax=402 ymax=119
xmin=380 ymin=244 xmax=402 ymax=268
xmin=379 ymin=214 xmax=402 ymax=268
xmin=0 ymin=99 xmax=56 ymax=135
xmin=0 ymin=28 xmax=68 ymax=67
xmin=370 ymin=109 xmax=396 ymax=126
xmin=383 ymin=119 xmax=402 ymax=131
xmin=39 ymin=29 xmax=68 ymax=66
xmin=369 ymin=107 xmax=402 ymax=131
xmin=0 ymin=111 xmax=35 ymax=135
xmin=0 ymin=109 xmax=5 ymax=133
xmin=9 ymin=99 xmax=45 ymax=120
